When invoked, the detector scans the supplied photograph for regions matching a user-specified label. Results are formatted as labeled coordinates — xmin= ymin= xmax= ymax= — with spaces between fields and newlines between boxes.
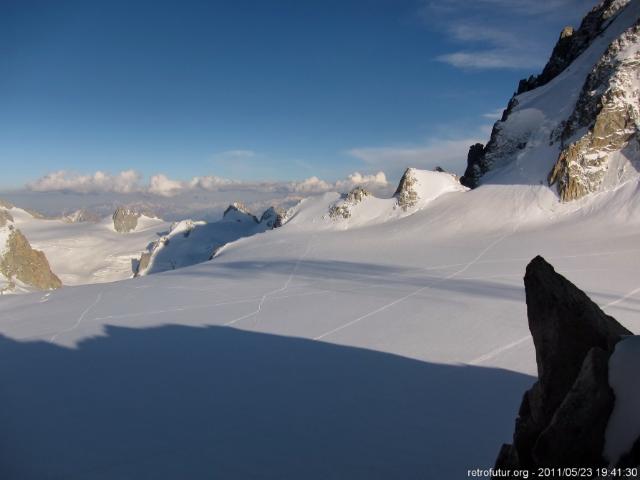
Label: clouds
xmin=424 ymin=0 xmax=593 ymax=70
xmin=25 ymin=169 xmax=389 ymax=197
xmin=27 ymin=170 xmax=141 ymax=194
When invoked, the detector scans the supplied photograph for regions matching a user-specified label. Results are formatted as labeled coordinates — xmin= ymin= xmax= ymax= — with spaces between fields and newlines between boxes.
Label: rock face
xmin=462 ymin=0 xmax=639 ymax=200
xmin=222 ymin=202 xmax=259 ymax=223
xmin=394 ymin=168 xmax=419 ymax=211
xmin=259 ymin=207 xmax=287 ymax=228
xmin=113 ymin=207 xmax=142 ymax=233
xmin=549 ymin=19 xmax=640 ymax=201
xmin=329 ymin=186 xmax=371 ymax=219
xmin=0 ymin=225 xmax=62 ymax=291
xmin=496 ymin=256 xmax=633 ymax=472
xmin=0 ymin=209 xmax=13 ymax=227
xmin=517 ymin=0 xmax=629 ymax=95
xmin=460 ymin=143 xmax=487 ymax=188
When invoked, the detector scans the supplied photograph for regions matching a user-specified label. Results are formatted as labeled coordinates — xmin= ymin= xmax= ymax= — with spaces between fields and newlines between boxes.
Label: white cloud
xmin=436 ymin=50 xmax=543 ymax=70
xmin=422 ymin=0 xmax=592 ymax=71
xmin=287 ymin=176 xmax=332 ymax=194
xmin=26 ymin=170 xmax=393 ymax=197
xmin=148 ymin=174 xmax=185 ymax=197
xmin=27 ymin=170 xmax=141 ymax=194
xmin=335 ymin=171 xmax=388 ymax=191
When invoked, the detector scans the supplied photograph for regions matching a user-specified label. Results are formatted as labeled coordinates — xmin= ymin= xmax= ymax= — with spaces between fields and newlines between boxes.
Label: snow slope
xmin=7 ymin=206 xmax=169 ymax=285
xmin=1 ymin=176 xmax=639 ymax=478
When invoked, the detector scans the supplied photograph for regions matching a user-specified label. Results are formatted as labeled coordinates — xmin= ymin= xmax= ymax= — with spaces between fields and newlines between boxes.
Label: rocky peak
xmin=223 ymin=202 xmax=259 ymax=223
xmin=549 ymin=19 xmax=640 ymax=201
xmin=517 ymin=0 xmax=630 ymax=95
xmin=329 ymin=186 xmax=372 ymax=219
xmin=0 ymin=223 xmax=62 ymax=291
xmin=496 ymin=256 xmax=633 ymax=471
xmin=393 ymin=168 xmax=419 ymax=211
xmin=259 ymin=206 xmax=287 ymax=229
xmin=112 ymin=207 xmax=142 ymax=233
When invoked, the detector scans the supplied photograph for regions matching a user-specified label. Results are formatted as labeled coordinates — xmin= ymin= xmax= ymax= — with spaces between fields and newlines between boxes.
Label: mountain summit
xmin=461 ymin=0 xmax=640 ymax=202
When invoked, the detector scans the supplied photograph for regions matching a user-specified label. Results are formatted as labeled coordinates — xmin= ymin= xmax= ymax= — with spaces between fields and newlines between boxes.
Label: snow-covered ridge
xmin=135 ymin=203 xmax=289 ymax=276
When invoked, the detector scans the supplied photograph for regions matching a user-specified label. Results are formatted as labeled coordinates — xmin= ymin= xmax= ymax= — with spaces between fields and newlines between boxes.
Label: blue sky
xmin=1 ymin=0 xmax=593 ymax=190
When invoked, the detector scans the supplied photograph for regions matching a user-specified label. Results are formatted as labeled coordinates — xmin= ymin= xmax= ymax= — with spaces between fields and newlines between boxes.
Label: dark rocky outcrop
xmin=0 ymin=226 xmax=62 ymax=290
xmin=496 ymin=256 xmax=633 ymax=474
xmin=516 ymin=0 xmax=629 ymax=95
xmin=460 ymin=143 xmax=486 ymax=188
xmin=223 ymin=202 xmax=259 ymax=223
xmin=259 ymin=207 xmax=287 ymax=229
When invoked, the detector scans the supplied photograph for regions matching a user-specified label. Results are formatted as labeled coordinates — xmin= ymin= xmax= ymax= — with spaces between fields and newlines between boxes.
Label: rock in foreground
xmin=496 ymin=256 xmax=634 ymax=474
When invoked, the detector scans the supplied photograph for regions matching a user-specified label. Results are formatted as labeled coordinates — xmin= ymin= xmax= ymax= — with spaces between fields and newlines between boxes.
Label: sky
xmin=1 ymin=0 xmax=595 ymax=195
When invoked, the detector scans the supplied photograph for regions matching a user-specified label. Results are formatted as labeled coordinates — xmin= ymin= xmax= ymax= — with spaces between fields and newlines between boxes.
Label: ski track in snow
xmin=225 ymin=235 xmax=316 ymax=327
xmin=604 ymin=285 xmax=640 ymax=309
xmin=314 ymin=225 xmax=520 ymax=340
xmin=469 ymin=271 xmax=640 ymax=367
xmin=49 ymin=291 xmax=104 ymax=343
xmin=468 ymin=335 xmax=532 ymax=366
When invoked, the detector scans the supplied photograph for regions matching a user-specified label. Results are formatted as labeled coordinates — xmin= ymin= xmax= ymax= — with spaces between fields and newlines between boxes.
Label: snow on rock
xmin=259 ymin=206 xmax=288 ymax=229
xmin=604 ymin=335 xmax=640 ymax=465
xmin=329 ymin=187 xmax=372 ymax=219
xmin=136 ymin=205 xmax=287 ymax=276
xmin=112 ymin=207 xmax=156 ymax=233
xmin=394 ymin=168 xmax=467 ymax=211
xmin=549 ymin=19 xmax=640 ymax=200
xmin=461 ymin=0 xmax=640 ymax=198
xmin=222 ymin=202 xmax=259 ymax=223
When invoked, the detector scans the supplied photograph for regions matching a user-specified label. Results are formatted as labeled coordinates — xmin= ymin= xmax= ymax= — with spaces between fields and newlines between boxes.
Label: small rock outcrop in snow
xmin=496 ymin=256 xmax=634 ymax=472
xmin=222 ymin=202 xmax=259 ymax=223
xmin=0 ymin=223 xmax=62 ymax=292
xmin=393 ymin=169 xmax=420 ymax=211
xmin=113 ymin=207 xmax=143 ymax=233
xmin=394 ymin=168 xmax=466 ymax=212
xmin=329 ymin=187 xmax=371 ymax=219
xmin=259 ymin=206 xmax=287 ymax=228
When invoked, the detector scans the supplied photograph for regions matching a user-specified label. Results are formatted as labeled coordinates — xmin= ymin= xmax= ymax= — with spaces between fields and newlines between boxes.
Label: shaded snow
xmin=604 ymin=335 xmax=640 ymax=464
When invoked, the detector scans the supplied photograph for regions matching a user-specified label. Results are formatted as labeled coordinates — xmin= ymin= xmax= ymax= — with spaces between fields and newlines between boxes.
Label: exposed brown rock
xmin=113 ymin=207 xmax=142 ymax=233
xmin=549 ymin=20 xmax=640 ymax=201
xmin=0 ymin=227 xmax=62 ymax=290
xmin=394 ymin=168 xmax=419 ymax=211
xmin=0 ymin=210 xmax=13 ymax=227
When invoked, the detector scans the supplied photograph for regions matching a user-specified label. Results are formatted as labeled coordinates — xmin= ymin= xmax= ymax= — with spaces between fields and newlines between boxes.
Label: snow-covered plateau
xmin=2 ymin=0 xmax=640 ymax=477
